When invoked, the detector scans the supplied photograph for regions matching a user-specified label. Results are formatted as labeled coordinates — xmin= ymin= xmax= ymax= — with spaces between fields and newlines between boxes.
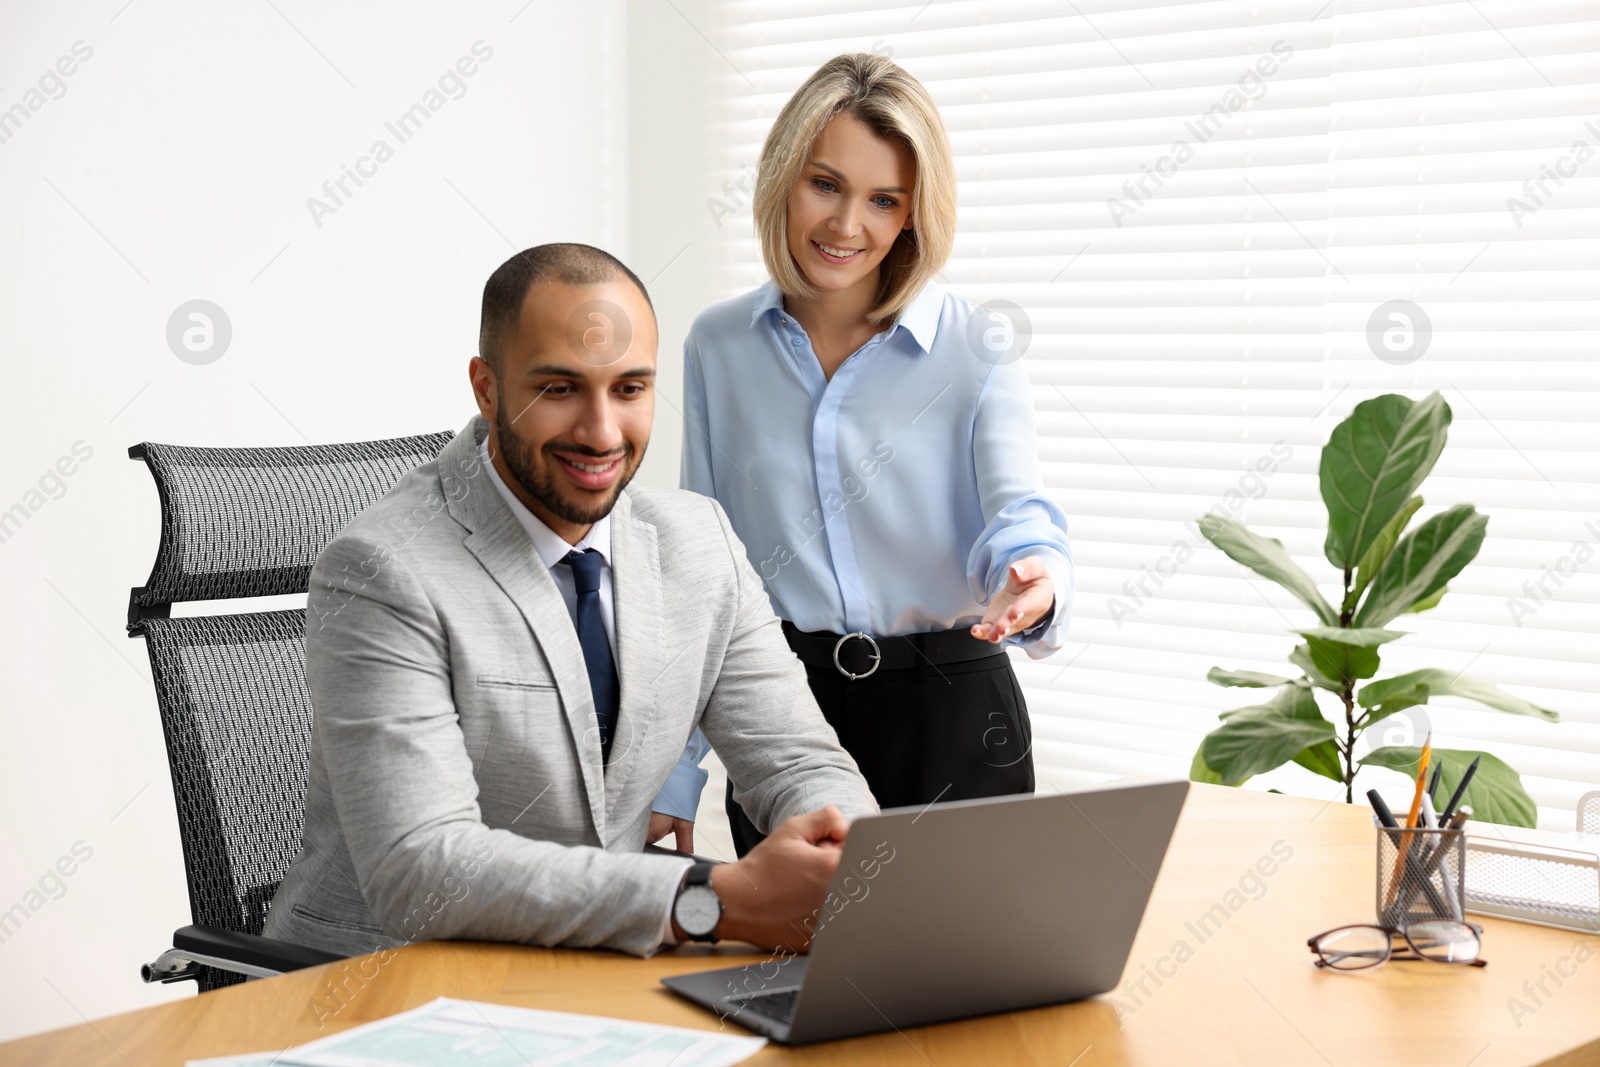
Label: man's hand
xmin=704 ymin=807 xmax=849 ymax=953
xmin=647 ymin=813 xmax=695 ymax=854
xmin=970 ymin=556 xmax=1055 ymax=643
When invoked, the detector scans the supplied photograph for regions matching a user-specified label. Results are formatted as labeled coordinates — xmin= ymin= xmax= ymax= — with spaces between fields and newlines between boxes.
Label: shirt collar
xmin=750 ymin=278 xmax=944 ymax=355
xmin=750 ymin=279 xmax=786 ymax=327
xmin=478 ymin=437 xmax=611 ymax=571
xmin=893 ymin=280 xmax=944 ymax=355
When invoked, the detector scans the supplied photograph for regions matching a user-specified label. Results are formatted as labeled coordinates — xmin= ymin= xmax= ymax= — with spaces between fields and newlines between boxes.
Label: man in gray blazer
xmin=264 ymin=243 xmax=877 ymax=961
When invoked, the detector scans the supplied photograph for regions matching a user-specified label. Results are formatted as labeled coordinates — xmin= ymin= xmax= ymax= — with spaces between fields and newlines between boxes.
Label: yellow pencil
xmin=1404 ymin=735 xmax=1433 ymax=830
xmin=1385 ymin=735 xmax=1433 ymax=911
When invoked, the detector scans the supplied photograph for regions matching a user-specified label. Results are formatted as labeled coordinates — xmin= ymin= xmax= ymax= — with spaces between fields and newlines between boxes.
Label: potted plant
xmin=1189 ymin=391 xmax=1558 ymax=827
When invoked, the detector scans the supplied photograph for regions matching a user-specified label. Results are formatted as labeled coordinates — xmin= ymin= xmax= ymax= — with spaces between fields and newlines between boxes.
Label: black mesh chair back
xmin=128 ymin=432 xmax=452 ymax=990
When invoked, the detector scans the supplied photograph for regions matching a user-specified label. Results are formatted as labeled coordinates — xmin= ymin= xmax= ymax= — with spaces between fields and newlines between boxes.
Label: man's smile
xmin=551 ymin=450 xmax=625 ymax=491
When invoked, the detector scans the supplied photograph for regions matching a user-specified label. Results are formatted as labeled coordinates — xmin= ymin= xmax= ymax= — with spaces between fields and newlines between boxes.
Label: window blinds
xmin=704 ymin=0 xmax=1600 ymax=828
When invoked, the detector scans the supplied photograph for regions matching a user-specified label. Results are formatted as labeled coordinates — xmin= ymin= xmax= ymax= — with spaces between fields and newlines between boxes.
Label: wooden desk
xmin=6 ymin=785 xmax=1600 ymax=1066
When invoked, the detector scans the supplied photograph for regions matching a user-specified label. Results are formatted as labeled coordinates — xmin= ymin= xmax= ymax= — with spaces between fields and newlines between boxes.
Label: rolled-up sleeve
xmin=966 ymin=359 xmax=1075 ymax=660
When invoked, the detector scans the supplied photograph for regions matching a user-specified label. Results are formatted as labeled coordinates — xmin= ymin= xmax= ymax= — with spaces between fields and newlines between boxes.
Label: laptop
xmin=662 ymin=777 xmax=1189 ymax=1045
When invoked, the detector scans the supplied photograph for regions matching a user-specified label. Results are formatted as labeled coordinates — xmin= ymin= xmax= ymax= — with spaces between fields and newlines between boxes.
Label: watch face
xmin=675 ymin=884 xmax=721 ymax=937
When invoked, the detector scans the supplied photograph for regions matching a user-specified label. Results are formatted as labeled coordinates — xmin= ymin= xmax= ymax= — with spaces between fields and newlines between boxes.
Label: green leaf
xmin=1189 ymin=745 xmax=1240 ymax=786
xmin=1208 ymin=667 xmax=1296 ymax=689
xmin=1203 ymin=714 xmax=1337 ymax=783
xmin=1295 ymin=627 xmax=1408 ymax=687
xmin=1321 ymin=393 xmax=1451 ymax=570
xmin=1357 ymin=671 xmax=1435 ymax=708
xmin=1354 ymin=682 xmax=1430 ymax=729
xmin=1289 ymin=643 xmax=1342 ymax=691
xmin=1354 ymin=505 xmax=1488 ymax=627
xmin=1347 ymin=495 xmax=1424 ymax=613
xmin=1293 ymin=739 xmax=1346 ymax=783
xmin=1219 ymin=683 xmax=1324 ymax=722
xmin=1299 ymin=626 xmax=1409 ymax=647
xmin=1358 ymin=669 xmax=1559 ymax=723
xmin=1404 ymin=586 xmax=1449 ymax=615
xmin=1361 ymin=746 xmax=1538 ymax=828
xmin=1275 ymin=683 xmax=1327 ymax=721
xmin=1203 ymin=685 xmax=1336 ymax=782
xmin=1197 ymin=515 xmax=1339 ymax=626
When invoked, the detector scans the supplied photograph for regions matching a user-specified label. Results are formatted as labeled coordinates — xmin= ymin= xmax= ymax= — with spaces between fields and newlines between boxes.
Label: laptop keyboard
xmin=726 ymin=986 xmax=801 ymax=1024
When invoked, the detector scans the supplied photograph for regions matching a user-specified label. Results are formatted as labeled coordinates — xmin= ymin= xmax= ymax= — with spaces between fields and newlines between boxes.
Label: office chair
xmin=127 ymin=430 xmax=453 ymax=991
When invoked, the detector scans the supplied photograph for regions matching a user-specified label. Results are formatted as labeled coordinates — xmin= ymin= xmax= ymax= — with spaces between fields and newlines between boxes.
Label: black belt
xmin=781 ymin=621 xmax=1007 ymax=680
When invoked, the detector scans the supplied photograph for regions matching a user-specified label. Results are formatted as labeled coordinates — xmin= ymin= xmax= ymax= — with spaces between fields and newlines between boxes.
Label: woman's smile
xmin=811 ymin=238 xmax=865 ymax=264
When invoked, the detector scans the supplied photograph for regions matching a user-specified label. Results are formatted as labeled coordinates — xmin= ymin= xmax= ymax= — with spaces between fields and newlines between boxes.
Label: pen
xmin=1397 ymin=788 xmax=1466 ymax=915
xmin=1428 ymin=763 xmax=1443 ymax=802
xmin=1371 ymin=787 xmax=1406 ymax=913
xmin=1402 ymin=795 xmax=1462 ymax=919
xmin=1369 ymin=788 xmax=1427 ymax=912
xmin=1440 ymin=756 xmax=1482 ymax=825
xmin=1392 ymin=846 xmax=1455 ymax=921
xmin=1435 ymin=810 xmax=1471 ymax=913
xmin=1421 ymin=792 xmax=1461 ymax=915
xmin=1368 ymin=789 xmax=1399 ymax=828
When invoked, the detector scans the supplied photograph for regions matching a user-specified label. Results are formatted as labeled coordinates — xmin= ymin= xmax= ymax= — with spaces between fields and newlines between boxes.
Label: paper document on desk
xmin=186 ymin=996 xmax=765 ymax=1067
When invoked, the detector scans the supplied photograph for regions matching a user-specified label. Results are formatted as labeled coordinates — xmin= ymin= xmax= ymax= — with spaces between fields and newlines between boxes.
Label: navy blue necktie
xmin=560 ymin=549 xmax=618 ymax=763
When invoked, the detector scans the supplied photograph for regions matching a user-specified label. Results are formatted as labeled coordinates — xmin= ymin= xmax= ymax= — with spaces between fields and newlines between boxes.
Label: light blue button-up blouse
xmin=682 ymin=278 xmax=1072 ymax=647
xmin=648 ymin=279 xmax=1074 ymax=822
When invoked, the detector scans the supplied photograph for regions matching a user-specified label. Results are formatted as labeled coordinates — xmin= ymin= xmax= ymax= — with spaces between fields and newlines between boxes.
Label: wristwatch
xmin=672 ymin=861 xmax=722 ymax=942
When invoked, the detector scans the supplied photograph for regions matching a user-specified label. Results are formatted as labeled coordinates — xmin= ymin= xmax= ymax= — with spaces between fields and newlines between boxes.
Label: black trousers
xmin=725 ymin=651 xmax=1035 ymax=857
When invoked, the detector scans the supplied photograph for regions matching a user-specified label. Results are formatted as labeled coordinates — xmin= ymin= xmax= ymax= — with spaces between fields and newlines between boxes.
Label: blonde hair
xmin=752 ymin=53 xmax=956 ymax=326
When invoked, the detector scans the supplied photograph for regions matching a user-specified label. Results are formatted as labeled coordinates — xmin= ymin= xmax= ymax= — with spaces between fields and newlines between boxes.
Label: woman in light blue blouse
xmin=654 ymin=53 xmax=1073 ymax=857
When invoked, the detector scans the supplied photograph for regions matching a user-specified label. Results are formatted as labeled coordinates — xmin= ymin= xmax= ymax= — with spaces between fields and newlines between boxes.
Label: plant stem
xmin=1339 ymin=565 xmax=1354 ymax=627
xmin=1342 ymin=683 xmax=1357 ymax=804
xmin=1341 ymin=565 xmax=1355 ymax=803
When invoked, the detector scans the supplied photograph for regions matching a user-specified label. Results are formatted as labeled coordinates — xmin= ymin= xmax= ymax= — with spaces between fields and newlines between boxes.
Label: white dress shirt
xmin=479 ymin=439 xmax=616 ymax=657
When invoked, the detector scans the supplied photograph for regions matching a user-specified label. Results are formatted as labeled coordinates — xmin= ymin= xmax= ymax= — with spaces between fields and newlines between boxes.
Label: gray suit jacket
xmin=263 ymin=416 xmax=876 ymax=958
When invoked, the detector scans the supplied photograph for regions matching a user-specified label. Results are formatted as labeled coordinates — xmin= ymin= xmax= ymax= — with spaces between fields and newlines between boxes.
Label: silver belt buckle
xmin=832 ymin=632 xmax=881 ymax=680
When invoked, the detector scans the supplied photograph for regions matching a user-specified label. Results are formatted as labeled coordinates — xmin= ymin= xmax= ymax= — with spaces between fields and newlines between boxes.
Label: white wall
xmin=0 ymin=0 xmax=678 ymax=1040
xmin=623 ymin=0 xmax=745 ymax=868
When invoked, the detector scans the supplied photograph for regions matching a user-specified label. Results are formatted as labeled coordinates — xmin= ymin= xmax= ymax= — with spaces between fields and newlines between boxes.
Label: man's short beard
xmin=493 ymin=400 xmax=639 ymax=526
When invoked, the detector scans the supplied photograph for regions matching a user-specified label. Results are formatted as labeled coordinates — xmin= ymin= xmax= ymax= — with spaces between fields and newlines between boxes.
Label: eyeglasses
xmin=1307 ymin=919 xmax=1487 ymax=971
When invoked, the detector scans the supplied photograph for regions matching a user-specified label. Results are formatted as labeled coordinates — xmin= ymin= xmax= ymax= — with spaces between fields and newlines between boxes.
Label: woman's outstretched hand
xmin=970 ymin=557 xmax=1055 ymax=643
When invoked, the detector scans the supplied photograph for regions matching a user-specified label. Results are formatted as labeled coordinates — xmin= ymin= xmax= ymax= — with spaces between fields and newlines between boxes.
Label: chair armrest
xmin=175 ymin=924 xmax=345 ymax=971
xmin=142 ymin=924 xmax=345 ymax=983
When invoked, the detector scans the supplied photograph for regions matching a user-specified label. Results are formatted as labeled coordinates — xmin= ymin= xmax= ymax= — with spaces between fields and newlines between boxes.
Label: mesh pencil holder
xmin=1375 ymin=820 xmax=1467 ymax=927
